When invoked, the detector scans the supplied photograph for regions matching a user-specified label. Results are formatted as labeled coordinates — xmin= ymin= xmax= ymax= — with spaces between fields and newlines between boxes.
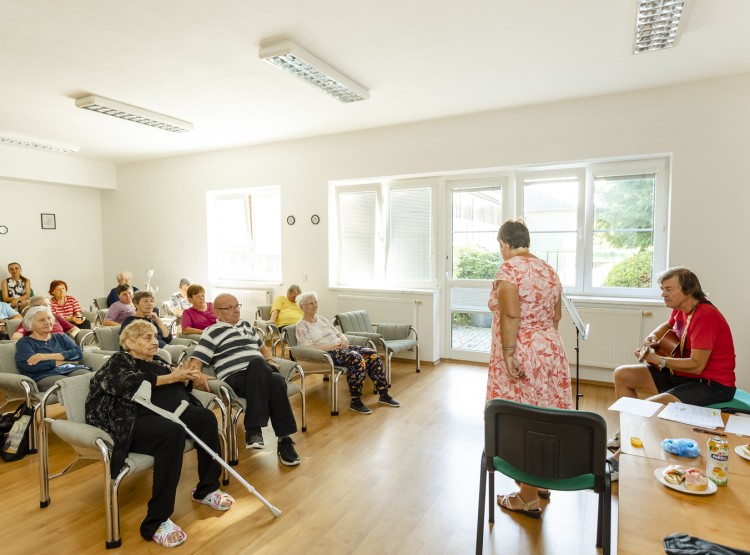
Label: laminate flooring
xmin=0 ymin=360 xmax=619 ymax=554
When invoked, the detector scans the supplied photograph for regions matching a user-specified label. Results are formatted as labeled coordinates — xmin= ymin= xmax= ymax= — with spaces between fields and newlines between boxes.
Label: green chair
xmin=476 ymin=399 xmax=611 ymax=555
xmin=708 ymin=388 xmax=750 ymax=412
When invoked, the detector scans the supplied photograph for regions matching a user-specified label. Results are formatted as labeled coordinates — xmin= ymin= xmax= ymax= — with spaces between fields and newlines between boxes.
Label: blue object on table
xmin=661 ymin=438 xmax=701 ymax=458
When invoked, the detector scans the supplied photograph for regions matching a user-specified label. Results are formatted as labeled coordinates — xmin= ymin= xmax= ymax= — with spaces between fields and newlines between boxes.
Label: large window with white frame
xmin=331 ymin=157 xmax=669 ymax=298
xmin=333 ymin=178 xmax=435 ymax=289
xmin=206 ymin=186 xmax=281 ymax=283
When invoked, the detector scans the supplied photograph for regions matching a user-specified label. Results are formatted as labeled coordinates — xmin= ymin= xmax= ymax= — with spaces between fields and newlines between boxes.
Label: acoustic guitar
xmin=638 ymin=328 xmax=680 ymax=363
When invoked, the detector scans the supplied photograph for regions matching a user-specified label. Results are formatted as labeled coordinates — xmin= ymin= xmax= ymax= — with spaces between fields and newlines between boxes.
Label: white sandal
xmin=152 ymin=518 xmax=187 ymax=547
xmin=497 ymin=491 xmax=542 ymax=518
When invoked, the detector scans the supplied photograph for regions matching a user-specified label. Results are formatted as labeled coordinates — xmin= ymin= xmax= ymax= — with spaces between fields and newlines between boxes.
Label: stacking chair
xmin=94 ymin=325 xmax=195 ymax=365
xmin=91 ymin=296 xmax=109 ymax=323
xmin=0 ymin=344 xmax=111 ymax=453
xmin=334 ymin=309 xmax=420 ymax=385
xmin=38 ymin=372 xmax=228 ymax=549
xmin=280 ymin=323 xmax=373 ymax=416
xmin=476 ymin=399 xmax=611 ymax=555
xmin=254 ymin=305 xmax=281 ymax=355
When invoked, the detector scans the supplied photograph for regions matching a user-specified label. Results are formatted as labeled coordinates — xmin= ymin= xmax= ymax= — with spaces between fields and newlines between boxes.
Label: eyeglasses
xmin=215 ymin=304 xmax=242 ymax=311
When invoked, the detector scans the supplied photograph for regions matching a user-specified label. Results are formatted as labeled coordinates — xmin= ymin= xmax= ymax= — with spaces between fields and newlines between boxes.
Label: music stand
xmin=561 ymin=293 xmax=589 ymax=409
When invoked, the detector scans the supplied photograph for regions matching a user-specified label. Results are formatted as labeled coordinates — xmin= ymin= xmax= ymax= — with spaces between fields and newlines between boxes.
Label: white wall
xmin=0 ymin=178 xmax=105 ymax=306
xmin=88 ymin=72 xmax=750 ymax=387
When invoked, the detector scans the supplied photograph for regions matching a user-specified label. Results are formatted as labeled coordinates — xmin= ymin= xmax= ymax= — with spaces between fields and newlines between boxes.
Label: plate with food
xmin=653 ymin=465 xmax=717 ymax=495
xmin=734 ymin=444 xmax=750 ymax=462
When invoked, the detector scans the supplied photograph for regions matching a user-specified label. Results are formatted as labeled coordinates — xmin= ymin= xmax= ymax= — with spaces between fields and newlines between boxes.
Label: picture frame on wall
xmin=41 ymin=213 xmax=56 ymax=230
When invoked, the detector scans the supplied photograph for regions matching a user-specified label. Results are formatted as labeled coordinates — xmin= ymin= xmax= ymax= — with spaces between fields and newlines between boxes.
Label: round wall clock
xmin=311 ymin=214 xmax=320 ymax=225
xmin=286 ymin=215 xmax=296 ymax=225
xmin=0 ymin=225 xmax=7 ymax=235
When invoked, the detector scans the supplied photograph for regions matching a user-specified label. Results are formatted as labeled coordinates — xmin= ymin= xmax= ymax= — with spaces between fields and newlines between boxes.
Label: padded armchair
xmin=280 ymin=323 xmax=373 ymax=416
xmin=476 ymin=399 xmax=611 ymax=555
xmin=38 ymin=372 xmax=228 ymax=549
xmin=334 ymin=310 xmax=420 ymax=385
xmin=254 ymin=305 xmax=281 ymax=354
xmin=0 ymin=344 xmax=112 ymax=453
xmin=94 ymin=325 xmax=194 ymax=365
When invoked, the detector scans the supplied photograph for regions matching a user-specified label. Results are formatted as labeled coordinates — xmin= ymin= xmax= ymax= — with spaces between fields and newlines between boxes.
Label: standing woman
xmin=2 ymin=262 xmax=31 ymax=311
xmin=486 ymin=220 xmax=573 ymax=518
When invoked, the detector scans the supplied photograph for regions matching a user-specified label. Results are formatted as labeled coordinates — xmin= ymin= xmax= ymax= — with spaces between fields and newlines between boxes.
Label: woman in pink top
xmin=180 ymin=285 xmax=216 ymax=335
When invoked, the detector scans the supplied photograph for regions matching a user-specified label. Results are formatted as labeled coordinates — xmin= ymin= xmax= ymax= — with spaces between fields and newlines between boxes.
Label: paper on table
xmin=725 ymin=414 xmax=750 ymax=436
xmin=607 ymin=397 xmax=663 ymax=418
xmin=657 ymin=402 xmax=724 ymax=429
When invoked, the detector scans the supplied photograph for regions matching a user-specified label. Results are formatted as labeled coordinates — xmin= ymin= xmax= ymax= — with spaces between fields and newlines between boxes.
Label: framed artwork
xmin=41 ymin=213 xmax=56 ymax=230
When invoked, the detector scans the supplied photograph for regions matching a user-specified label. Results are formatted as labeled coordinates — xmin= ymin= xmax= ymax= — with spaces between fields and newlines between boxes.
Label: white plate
xmin=734 ymin=445 xmax=750 ymax=462
xmin=653 ymin=467 xmax=717 ymax=496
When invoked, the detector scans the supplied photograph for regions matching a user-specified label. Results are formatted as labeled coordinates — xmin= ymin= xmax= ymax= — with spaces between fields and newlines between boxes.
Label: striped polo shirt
xmin=190 ymin=320 xmax=264 ymax=380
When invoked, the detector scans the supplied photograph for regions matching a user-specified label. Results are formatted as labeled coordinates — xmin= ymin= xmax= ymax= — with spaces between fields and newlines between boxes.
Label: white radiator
xmin=212 ymin=288 xmax=271 ymax=323
xmin=558 ymin=308 xmax=643 ymax=369
xmin=337 ymin=295 xmax=419 ymax=329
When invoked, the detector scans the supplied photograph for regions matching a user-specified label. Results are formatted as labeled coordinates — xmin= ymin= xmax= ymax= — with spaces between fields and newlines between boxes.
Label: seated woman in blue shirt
xmin=14 ymin=306 xmax=90 ymax=391
xmin=121 ymin=291 xmax=173 ymax=348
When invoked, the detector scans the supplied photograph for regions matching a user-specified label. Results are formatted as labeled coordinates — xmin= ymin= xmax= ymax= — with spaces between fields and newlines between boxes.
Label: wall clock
xmin=286 ymin=215 xmax=296 ymax=225
xmin=311 ymin=214 xmax=320 ymax=225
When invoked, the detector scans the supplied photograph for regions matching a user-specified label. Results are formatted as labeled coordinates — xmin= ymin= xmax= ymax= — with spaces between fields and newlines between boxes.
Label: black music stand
xmin=561 ymin=293 xmax=589 ymax=410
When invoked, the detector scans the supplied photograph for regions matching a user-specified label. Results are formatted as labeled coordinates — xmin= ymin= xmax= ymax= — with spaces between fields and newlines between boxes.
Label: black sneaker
xmin=378 ymin=393 xmax=401 ymax=407
xmin=349 ymin=397 xmax=373 ymax=415
xmin=277 ymin=437 xmax=300 ymax=466
xmin=245 ymin=427 xmax=264 ymax=449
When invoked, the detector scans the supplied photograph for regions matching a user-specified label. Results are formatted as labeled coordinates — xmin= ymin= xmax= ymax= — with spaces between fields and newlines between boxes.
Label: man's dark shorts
xmin=649 ymin=366 xmax=736 ymax=406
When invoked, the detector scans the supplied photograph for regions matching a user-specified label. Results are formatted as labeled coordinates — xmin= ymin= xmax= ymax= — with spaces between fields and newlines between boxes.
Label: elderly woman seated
xmin=85 ymin=319 xmax=234 ymax=548
xmin=11 ymin=296 xmax=79 ymax=340
xmin=104 ymin=283 xmax=136 ymax=326
xmin=122 ymin=291 xmax=174 ymax=348
xmin=14 ymin=306 xmax=90 ymax=390
xmin=2 ymin=261 xmax=32 ymax=311
xmin=169 ymin=278 xmax=193 ymax=317
xmin=180 ymin=285 xmax=216 ymax=335
xmin=295 ymin=292 xmax=401 ymax=414
xmin=269 ymin=285 xmax=303 ymax=329
xmin=49 ymin=279 xmax=90 ymax=329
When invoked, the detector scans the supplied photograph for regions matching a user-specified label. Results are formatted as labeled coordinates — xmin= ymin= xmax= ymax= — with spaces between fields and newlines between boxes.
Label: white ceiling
xmin=2 ymin=0 xmax=749 ymax=164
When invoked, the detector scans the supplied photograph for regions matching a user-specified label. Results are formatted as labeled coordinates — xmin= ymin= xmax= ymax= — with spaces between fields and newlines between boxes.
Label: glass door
xmin=444 ymin=178 xmax=506 ymax=362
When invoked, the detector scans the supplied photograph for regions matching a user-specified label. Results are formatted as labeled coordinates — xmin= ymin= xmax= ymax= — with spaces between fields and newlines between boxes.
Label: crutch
xmin=131 ymin=381 xmax=281 ymax=517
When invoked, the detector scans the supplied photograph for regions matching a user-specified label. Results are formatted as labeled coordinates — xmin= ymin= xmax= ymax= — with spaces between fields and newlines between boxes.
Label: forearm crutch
xmin=132 ymin=381 xmax=281 ymax=517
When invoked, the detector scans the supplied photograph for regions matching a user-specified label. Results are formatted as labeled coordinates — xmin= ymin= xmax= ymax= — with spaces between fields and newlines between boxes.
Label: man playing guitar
xmin=606 ymin=267 xmax=736 ymax=479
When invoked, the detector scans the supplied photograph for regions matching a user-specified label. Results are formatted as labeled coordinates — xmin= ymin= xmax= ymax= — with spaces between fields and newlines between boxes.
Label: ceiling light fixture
xmin=0 ymin=130 xmax=79 ymax=154
xmin=634 ymin=0 xmax=686 ymax=54
xmin=259 ymin=39 xmax=369 ymax=103
xmin=75 ymin=95 xmax=194 ymax=133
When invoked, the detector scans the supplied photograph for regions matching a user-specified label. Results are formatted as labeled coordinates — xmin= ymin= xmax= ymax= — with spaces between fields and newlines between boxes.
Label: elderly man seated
xmin=187 ymin=293 xmax=301 ymax=466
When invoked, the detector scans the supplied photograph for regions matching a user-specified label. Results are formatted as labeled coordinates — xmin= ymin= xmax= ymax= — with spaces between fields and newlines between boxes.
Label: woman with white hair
xmin=14 ymin=306 xmax=89 ymax=390
xmin=296 ymin=292 xmax=401 ymax=415
xmin=169 ymin=277 xmax=193 ymax=317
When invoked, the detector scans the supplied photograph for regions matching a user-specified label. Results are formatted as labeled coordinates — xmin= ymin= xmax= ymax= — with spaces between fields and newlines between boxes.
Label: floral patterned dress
xmin=485 ymin=256 xmax=573 ymax=409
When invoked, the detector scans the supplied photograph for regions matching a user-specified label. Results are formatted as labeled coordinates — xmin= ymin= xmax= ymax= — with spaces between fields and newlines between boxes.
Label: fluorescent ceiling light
xmin=259 ymin=39 xmax=369 ymax=103
xmin=75 ymin=95 xmax=194 ymax=133
xmin=634 ymin=0 xmax=685 ymax=54
xmin=0 ymin=130 xmax=79 ymax=153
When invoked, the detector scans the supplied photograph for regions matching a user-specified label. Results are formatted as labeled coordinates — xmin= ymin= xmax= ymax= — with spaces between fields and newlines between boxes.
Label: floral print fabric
xmin=485 ymin=256 xmax=573 ymax=409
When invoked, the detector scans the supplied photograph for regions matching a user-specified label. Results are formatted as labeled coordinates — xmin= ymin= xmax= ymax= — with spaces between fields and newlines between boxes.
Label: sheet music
xmin=561 ymin=293 xmax=589 ymax=340
xmin=657 ymin=402 xmax=724 ymax=429
xmin=607 ymin=397 xmax=663 ymax=418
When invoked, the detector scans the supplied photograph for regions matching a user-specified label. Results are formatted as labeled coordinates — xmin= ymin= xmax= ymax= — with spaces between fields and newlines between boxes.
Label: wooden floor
xmin=0 ymin=361 xmax=619 ymax=554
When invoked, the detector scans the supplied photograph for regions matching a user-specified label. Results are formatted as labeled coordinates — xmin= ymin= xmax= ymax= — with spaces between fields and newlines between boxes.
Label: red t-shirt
xmin=669 ymin=302 xmax=736 ymax=387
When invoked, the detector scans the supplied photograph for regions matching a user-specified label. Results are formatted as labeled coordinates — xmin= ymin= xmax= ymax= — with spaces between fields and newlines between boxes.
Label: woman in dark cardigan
xmin=85 ymin=319 xmax=233 ymax=548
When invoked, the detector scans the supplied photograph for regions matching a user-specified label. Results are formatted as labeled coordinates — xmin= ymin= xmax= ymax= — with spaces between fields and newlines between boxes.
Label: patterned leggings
xmin=327 ymin=346 xmax=387 ymax=397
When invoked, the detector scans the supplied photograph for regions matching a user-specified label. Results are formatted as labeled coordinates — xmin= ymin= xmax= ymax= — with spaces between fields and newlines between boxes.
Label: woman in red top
xmin=49 ymin=280 xmax=90 ymax=328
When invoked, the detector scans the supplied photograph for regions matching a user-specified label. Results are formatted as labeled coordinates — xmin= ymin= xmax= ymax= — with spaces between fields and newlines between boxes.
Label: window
xmin=206 ymin=186 xmax=281 ymax=282
xmin=332 ymin=157 xmax=669 ymax=298
xmin=332 ymin=178 xmax=435 ymax=288
xmin=518 ymin=159 xmax=668 ymax=297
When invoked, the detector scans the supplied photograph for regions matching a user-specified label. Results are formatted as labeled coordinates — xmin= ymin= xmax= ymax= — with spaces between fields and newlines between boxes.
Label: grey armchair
xmin=254 ymin=304 xmax=282 ymax=355
xmin=334 ymin=310 xmax=420 ymax=386
xmin=280 ymin=323 xmax=373 ymax=416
